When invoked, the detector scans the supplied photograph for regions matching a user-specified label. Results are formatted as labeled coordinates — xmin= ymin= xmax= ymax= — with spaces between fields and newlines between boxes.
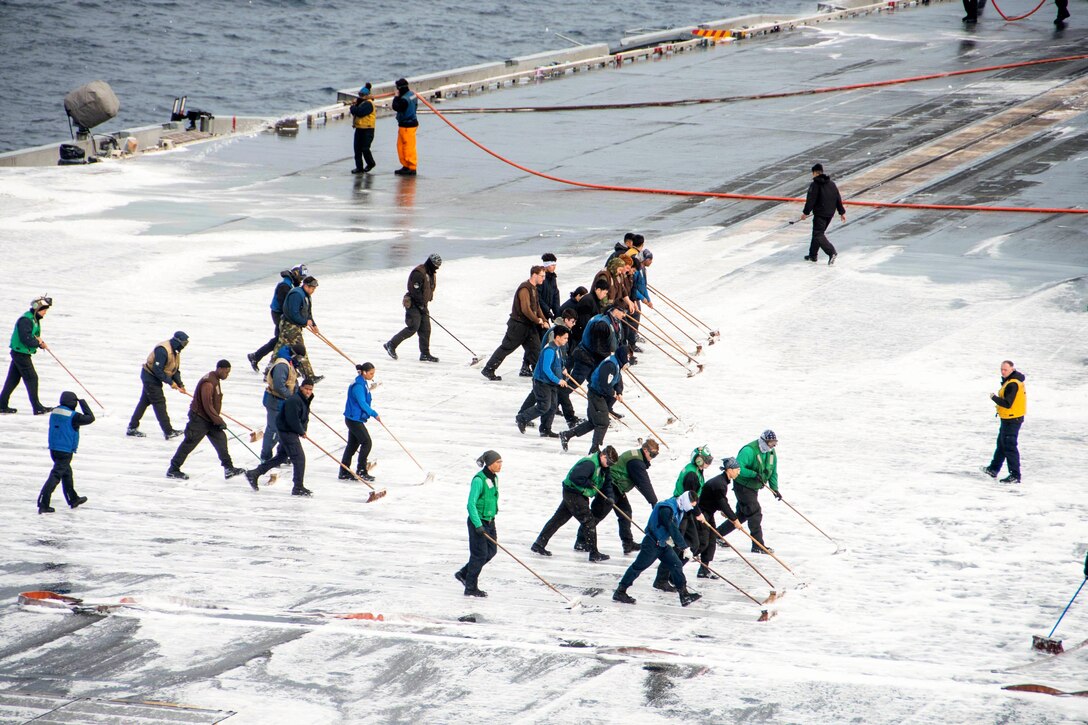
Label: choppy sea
xmin=0 ymin=0 xmax=810 ymax=152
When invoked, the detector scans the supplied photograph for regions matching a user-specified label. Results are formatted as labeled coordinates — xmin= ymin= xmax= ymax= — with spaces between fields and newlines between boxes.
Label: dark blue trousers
xmin=618 ymin=534 xmax=686 ymax=591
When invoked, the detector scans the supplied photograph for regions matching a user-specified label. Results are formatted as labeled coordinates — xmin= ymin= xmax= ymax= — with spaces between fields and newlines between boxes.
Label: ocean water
xmin=0 ymin=0 xmax=810 ymax=152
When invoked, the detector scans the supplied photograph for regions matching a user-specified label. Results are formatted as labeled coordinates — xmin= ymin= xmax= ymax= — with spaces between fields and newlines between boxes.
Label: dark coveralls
xmin=38 ymin=392 xmax=95 ymax=509
xmin=803 ymin=173 xmax=846 ymax=261
xmin=565 ymin=355 xmax=622 ymax=454
xmin=388 ymin=262 xmax=437 ymax=356
xmin=250 ymin=387 xmax=311 ymax=490
xmin=697 ymin=473 xmax=739 ymax=569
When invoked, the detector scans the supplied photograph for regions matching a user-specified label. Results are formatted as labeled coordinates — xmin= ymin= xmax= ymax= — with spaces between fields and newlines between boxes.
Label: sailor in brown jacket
xmin=167 ymin=359 xmax=246 ymax=480
xmin=482 ymin=266 xmax=549 ymax=382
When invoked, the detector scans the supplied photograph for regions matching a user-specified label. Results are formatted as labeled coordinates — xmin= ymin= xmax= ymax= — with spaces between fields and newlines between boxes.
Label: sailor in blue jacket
xmin=613 ymin=490 xmax=704 ymax=607
xmin=561 ymin=352 xmax=622 ymax=454
xmin=516 ymin=325 xmax=569 ymax=438
xmin=248 ymin=264 xmax=306 ymax=372
xmin=627 ymin=251 xmax=653 ymax=351
xmin=341 ymin=363 xmax=380 ymax=482
xmin=38 ymin=391 xmax=95 ymax=513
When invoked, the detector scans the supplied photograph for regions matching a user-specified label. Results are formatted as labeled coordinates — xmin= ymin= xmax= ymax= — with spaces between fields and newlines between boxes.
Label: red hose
xmin=415 ymin=94 xmax=1087 ymax=215
xmin=425 ymin=53 xmax=1088 ymax=115
xmin=989 ymin=0 xmax=1048 ymax=21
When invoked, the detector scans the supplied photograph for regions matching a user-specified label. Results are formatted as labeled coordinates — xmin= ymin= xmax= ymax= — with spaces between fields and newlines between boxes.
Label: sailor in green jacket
xmin=455 ymin=450 xmax=502 ymax=597
xmin=734 ymin=430 xmax=781 ymax=553
xmin=532 ymin=446 xmax=619 ymax=562
xmin=0 ymin=295 xmax=52 ymax=415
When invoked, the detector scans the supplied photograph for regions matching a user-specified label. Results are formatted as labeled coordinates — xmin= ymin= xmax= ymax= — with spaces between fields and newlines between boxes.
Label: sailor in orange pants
xmin=392 ymin=78 xmax=418 ymax=175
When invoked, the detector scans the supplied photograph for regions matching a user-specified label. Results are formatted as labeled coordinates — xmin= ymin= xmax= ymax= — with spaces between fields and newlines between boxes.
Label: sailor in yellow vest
xmin=127 ymin=331 xmax=188 ymax=439
xmin=981 ymin=359 xmax=1026 ymax=483
xmin=349 ymin=83 xmax=376 ymax=174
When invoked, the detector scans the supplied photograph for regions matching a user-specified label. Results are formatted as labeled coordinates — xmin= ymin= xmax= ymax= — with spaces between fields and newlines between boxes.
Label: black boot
xmin=126 ymin=427 xmax=145 ymax=437
xmin=515 ymin=415 xmax=527 ymax=434
xmin=464 ymin=587 xmax=488 ymax=598
xmin=622 ymin=540 xmax=641 ymax=554
xmin=224 ymin=466 xmax=246 ymax=479
xmin=559 ymin=431 xmax=570 ymax=452
xmin=481 ymin=368 xmax=501 ymax=382
xmin=697 ymin=566 xmax=719 ymax=579
xmin=589 ymin=550 xmax=610 ymax=562
xmin=751 ymin=544 xmax=774 ymax=554
xmin=679 ymin=588 xmax=702 ymax=607
xmin=244 ymin=470 xmax=260 ymax=491
xmin=383 ymin=341 xmax=398 ymax=360
xmin=454 ymin=570 xmax=467 ymax=585
xmin=166 ymin=467 xmax=189 ymax=480
xmin=338 ymin=469 xmax=352 ymax=480
xmin=38 ymin=504 xmax=55 ymax=514
xmin=653 ymin=577 xmax=677 ymax=593
xmin=531 ymin=542 xmax=552 ymax=556
xmin=519 ymin=364 xmax=533 ymax=377
xmin=247 ymin=352 xmax=260 ymax=372
xmin=165 ymin=429 xmax=183 ymax=440
xmin=69 ymin=495 xmax=88 ymax=509
xmin=573 ymin=537 xmax=588 ymax=552
xmin=613 ymin=587 xmax=636 ymax=604
xmin=292 ymin=485 xmax=313 ymax=497
xmin=419 ymin=353 xmax=439 ymax=363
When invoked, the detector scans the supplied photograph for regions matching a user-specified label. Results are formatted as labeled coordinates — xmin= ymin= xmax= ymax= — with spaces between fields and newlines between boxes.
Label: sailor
xmin=166 ymin=360 xmax=246 ymax=481
xmin=735 ymin=430 xmax=781 ymax=553
xmin=127 ymin=331 xmax=188 ymax=439
xmin=455 ymin=450 xmax=502 ymax=597
xmin=516 ymin=325 xmax=568 ymax=438
xmin=653 ymin=445 xmax=712 ymax=592
xmin=276 ymin=276 xmax=322 ymax=383
xmin=384 ymin=254 xmax=441 ymax=363
xmin=341 ymin=363 xmax=380 ymax=482
xmin=248 ymin=264 xmax=307 ymax=372
xmin=694 ymin=457 xmax=743 ymax=578
xmin=576 ymin=438 xmax=660 ymax=554
xmin=245 ymin=378 xmax=315 ymax=497
xmin=392 ymin=78 xmax=418 ymax=176
xmin=0 ymin=295 xmax=52 ymax=415
xmin=532 ymin=446 xmax=619 ymax=562
xmin=349 ymin=82 xmax=376 ymax=174
xmin=801 ymin=162 xmax=846 ymax=265
xmin=481 ymin=266 xmax=549 ymax=381
xmin=981 ymin=360 xmax=1026 ymax=484
xmin=560 ymin=352 xmax=622 ymax=454
xmin=37 ymin=391 xmax=95 ymax=513
xmin=261 ymin=344 xmax=302 ymax=462
xmin=538 ymin=253 xmax=560 ymax=321
xmin=612 ymin=490 xmax=704 ymax=607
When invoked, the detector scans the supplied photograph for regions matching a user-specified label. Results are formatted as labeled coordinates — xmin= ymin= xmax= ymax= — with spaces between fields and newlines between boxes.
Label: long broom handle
xmin=631 ymin=314 xmax=696 ymax=363
xmin=647 ymin=283 xmax=714 ymax=333
xmin=621 ymin=318 xmax=694 ymax=370
xmin=302 ymin=434 xmax=381 ymax=493
xmin=45 ymin=348 xmax=105 ymax=410
xmin=482 ymin=531 xmax=577 ymax=606
xmin=639 ymin=313 xmax=699 ymax=360
xmin=651 ymin=287 xmax=706 ymax=332
xmin=700 ymin=519 xmax=776 ymax=589
xmin=310 ymin=329 xmax=357 ymax=367
xmin=647 ymin=305 xmax=704 ymax=349
xmin=310 ymin=409 xmax=349 ymax=444
xmin=376 ymin=418 xmax=426 ymax=472
xmin=779 ymin=495 xmax=837 ymax=545
xmin=1046 ymin=578 xmax=1087 ymax=639
xmin=623 ymin=365 xmax=682 ymax=423
xmin=225 ymin=426 xmax=264 ymax=462
xmin=613 ymin=393 xmax=670 ymax=450
xmin=430 ymin=315 xmax=481 ymax=357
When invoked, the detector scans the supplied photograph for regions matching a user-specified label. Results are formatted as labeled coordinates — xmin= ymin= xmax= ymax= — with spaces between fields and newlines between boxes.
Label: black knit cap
xmin=542 ymin=252 xmax=557 ymax=263
xmin=811 ymin=163 xmax=823 ymax=173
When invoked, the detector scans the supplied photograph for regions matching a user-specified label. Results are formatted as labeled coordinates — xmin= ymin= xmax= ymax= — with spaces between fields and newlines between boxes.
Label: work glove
xmin=475 ymin=526 xmax=486 ymax=536
xmin=756 ymin=474 xmax=765 ymax=485
xmin=771 ymin=489 xmax=782 ymax=501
